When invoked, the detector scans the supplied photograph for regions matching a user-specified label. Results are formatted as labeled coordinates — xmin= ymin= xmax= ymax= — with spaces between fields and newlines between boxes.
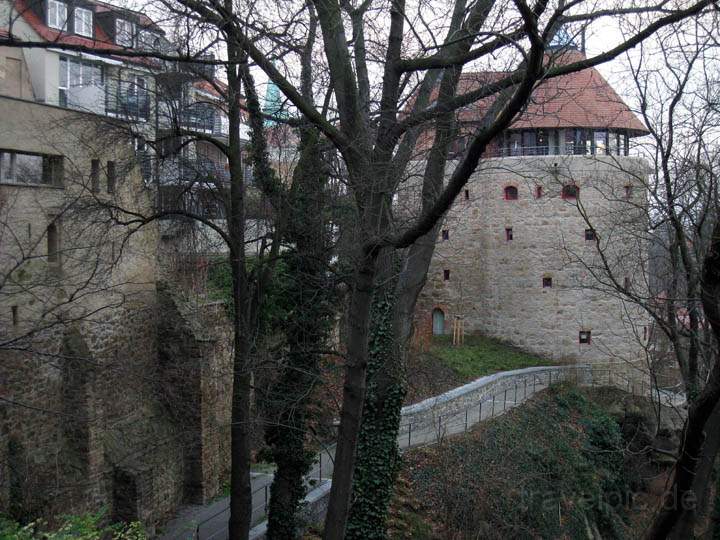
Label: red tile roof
xmin=425 ymin=48 xmax=648 ymax=135
xmin=11 ymin=0 xmax=159 ymax=67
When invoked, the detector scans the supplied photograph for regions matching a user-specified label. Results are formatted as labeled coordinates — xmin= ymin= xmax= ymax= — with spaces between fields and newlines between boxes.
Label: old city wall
xmin=0 ymin=97 xmax=233 ymax=531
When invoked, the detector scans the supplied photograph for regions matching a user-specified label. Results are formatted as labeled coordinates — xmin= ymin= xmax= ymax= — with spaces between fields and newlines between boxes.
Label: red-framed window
xmin=561 ymin=184 xmax=579 ymax=200
xmin=504 ymin=185 xmax=518 ymax=200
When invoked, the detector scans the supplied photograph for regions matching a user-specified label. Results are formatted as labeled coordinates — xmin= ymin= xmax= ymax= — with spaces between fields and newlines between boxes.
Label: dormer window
xmin=48 ymin=0 xmax=68 ymax=30
xmin=116 ymin=19 xmax=134 ymax=47
xmin=74 ymin=7 xmax=93 ymax=37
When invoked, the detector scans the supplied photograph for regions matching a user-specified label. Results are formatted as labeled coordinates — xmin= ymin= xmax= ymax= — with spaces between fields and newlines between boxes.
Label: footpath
xmin=159 ymin=363 xmax=678 ymax=539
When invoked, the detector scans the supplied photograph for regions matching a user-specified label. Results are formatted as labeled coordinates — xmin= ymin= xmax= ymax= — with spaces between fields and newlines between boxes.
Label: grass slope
xmin=397 ymin=384 xmax=656 ymax=540
xmin=429 ymin=335 xmax=555 ymax=379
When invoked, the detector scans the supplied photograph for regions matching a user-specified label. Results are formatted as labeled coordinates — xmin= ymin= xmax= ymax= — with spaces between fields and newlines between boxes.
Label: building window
xmin=58 ymin=56 xmax=103 ymax=107
xmin=585 ymin=228 xmax=596 ymax=241
xmin=47 ymin=222 xmax=60 ymax=265
xmin=535 ymin=185 xmax=543 ymax=198
xmin=561 ymin=184 xmax=579 ymax=200
xmin=74 ymin=7 xmax=92 ymax=37
xmin=443 ymin=269 xmax=450 ymax=280
xmin=624 ymin=276 xmax=631 ymax=290
xmin=48 ymin=0 xmax=67 ymax=30
xmin=579 ymin=330 xmax=591 ymax=344
xmin=116 ymin=19 xmax=134 ymax=47
xmin=464 ymin=189 xmax=470 ymax=200
xmin=505 ymin=227 xmax=513 ymax=242
xmin=107 ymin=160 xmax=116 ymax=193
xmin=624 ymin=185 xmax=633 ymax=199
xmin=11 ymin=306 xmax=18 ymax=327
xmin=441 ymin=229 xmax=449 ymax=241
xmin=504 ymin=185 xmax=518 ymax=200
xmin=0 ymin=151 xmax=62 ymax=185
xmin=594 ymin=130 xmax=608 ymax=155
xmin=542 ymin=276 xmax=552 ymax=288
xmin=90 ymin=159 xmax=100 ymax=192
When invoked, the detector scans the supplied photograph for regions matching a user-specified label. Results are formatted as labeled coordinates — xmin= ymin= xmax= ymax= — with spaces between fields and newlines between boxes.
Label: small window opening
xmin=91 ymin=159 xmax=100 ymax=192
xmin=542 ymin=277 xmax=552 ymax=288
xmin=624 ymin=276 xmax=631 ymax=290
xmin=107 ymin=160 xmax=116 ymax=193
xmin=11 ymin=306 xmax=18 ymax=327
xmin=585 ymin=229 xmax=596 ymax=241
xmin=464 ymin=189 xmax=470 ymax=200
xmin=535 ymin=185 xmax=543 ymax=198
xmin=643 ymin=326 xmax=648 ymax=341
xmin=47 ymin=222 xmax=59 ymax=264
xmin=579 ymin=330 xmax=592 ymax=344
xmin=504 ymin=185 xmax=518 ymax=200
xmin=562 ymin=184 xmax=579 ymax=200
xmin=27 ymin=223 xmax=31 ymax=239
xmin=624 ymin=185 xmax=633 ymax=199
xmin=441 ymin=229 xmax=449 ymax=241
xmin=443 ymin=269 xmax=450 ymax=281
xmin=505 ymin=227 xmax=513 ymax=242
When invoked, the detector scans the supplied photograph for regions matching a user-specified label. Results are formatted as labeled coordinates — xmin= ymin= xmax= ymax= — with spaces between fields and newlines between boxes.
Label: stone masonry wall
xmin=415 ymin=154 xmax=650 ymax=365
xmin=0 ymin=96 xmax=233 ymax=532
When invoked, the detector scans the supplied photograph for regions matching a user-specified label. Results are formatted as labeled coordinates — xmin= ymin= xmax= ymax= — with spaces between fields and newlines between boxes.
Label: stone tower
xmin=413 ymin=47 xmax=650 ymax=365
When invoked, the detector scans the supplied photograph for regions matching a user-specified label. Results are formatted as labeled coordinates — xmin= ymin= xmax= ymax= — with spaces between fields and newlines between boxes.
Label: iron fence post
xmin=479 ymin=401 xmax=482 ymax=422
xmin=492 ymin=394 xmax=495 ymax=416
xmin=514 ymin=382 xmax=518 ymax=404
xmin=465 ymin=409 xmax=469 ymax=431
xmin=408 ymin=422 xmax=412 ymax=447
xmin=503 ymin=388 xmax=508 ymax=411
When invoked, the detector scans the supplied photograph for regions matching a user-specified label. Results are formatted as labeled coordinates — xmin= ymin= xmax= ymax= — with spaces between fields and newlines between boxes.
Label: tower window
xmin=585 ymin=229 xmax=596 ymax=241
xmin=441 ymin=229 xmax=449 ymax=241
xmin=624 ymin=185 xmax=633 ymax=199
xmin=505 ymin=227 xmax=513 ymax=242
xmin=535 ymin=185 xmax=543 ymax=198
xmin=47 ymin=222 xmax=60 ymax=265
xmin=11 ymin=306 xmax=18 ymax=327
xmin=443 ymin=269 xmax=450 ymax=281
xmin=504 ymin=185 xmax=518 ymax=200
xmin=91 ymin=159 xmax=100 ymax=192
xmin=542 ymin=277 xmax=552 ymax=288
xmin=464 ymin=189 xmax=470 ymax=200
xmin=107 ymin=161 xmax=116 ymax=193
xmin=624 ymin=276 xmax=631 ymax=290
xmin=561 ymin=184 xmax=579 ymax=200
xmin=579 ymin=330 xmax=591 ymax=344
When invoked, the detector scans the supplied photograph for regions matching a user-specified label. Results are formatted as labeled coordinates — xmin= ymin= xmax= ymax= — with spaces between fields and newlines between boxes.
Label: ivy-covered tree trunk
xmin=345 ymin=254 xmax=406 ymax=540
xmin=265 ymin=126 xmax=333 ymax=538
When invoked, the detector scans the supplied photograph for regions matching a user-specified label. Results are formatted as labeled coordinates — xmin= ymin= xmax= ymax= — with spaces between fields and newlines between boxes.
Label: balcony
xmin=106 ymin=92 xmax=151 ymax=122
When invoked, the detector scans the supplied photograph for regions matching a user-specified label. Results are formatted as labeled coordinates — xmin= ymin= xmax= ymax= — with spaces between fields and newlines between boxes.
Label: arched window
xmin=504 ymin=185 xmax=518 ymax=200
xmin=561 ymin=184 xmax=579 ymax=200
xmin=432 ymin=308 xmax=445 ymax=336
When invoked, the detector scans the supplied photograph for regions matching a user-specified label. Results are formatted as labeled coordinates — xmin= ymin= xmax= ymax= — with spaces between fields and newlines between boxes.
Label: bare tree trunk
xmin=323 ymin=230 xmax=380 ymax=540
xmin=648 ymin=220 xmax=720 ymax=540
xmin=227 ymin=32 xmax=253 ymax=540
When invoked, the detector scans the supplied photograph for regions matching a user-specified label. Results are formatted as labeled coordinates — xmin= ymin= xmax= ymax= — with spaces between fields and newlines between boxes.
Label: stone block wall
xmin=0 ymin=96 xmax=234 ymax=531
xmin=415 ymin=154 xmax=650 ymax=365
